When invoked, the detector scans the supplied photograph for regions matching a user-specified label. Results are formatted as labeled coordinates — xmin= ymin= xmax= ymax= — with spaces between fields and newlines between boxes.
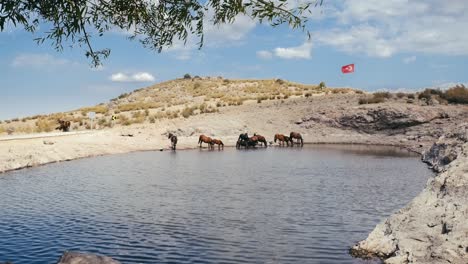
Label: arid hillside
xmin=0 ymin=77 xmax=360 ymax=135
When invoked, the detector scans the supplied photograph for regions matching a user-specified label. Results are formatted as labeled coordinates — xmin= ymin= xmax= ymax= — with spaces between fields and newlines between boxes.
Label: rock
xmin=56 ymin=252 xmax=121 ymax=264
xmin=351 ymin=142 xmax=468 ymax=264
xmin=336 ymin=106 xmax=442 ymax=132
xmin=43 ymin=140 xmax=55 ymax=145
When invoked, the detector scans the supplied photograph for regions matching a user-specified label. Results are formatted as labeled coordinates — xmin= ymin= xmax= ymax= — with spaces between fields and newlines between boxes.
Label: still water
xmin=0 ymin=145 xmax=433 ymax=264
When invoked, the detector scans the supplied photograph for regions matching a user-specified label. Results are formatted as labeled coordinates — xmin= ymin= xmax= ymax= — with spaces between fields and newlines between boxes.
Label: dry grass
xmin=443 ymin=85 xmax=468 ymax=104
xmin=1 ymin=77 xmax=365 ymax=133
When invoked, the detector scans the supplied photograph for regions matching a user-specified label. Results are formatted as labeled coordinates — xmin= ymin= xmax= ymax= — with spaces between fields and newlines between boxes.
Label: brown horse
xmin=253 ymin=133 xmax=268 ymax=147
xmin=290 ymin=132 xmax=303 ymax=146
xmin=168 ymin=133 xmax=177 ymax=150
xmin=274 ymin=134 xmax=293 ymax=146
xmin=211 ymin=139 xmax=224 ymax=150
xmin=198 ymin=134 xmax=214 ymax=149
xmin=56 ymin=119 xmax=71 ymax=132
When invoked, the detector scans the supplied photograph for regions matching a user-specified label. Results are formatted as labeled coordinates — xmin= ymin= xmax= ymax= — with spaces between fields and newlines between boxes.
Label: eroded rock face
xmin=422 ymin=124 xmax=468 ymax=172
xmin=56 ymin=252 xmax=121 ymax=264
xmin=351 ymin=142 xmax=468 ymax=264
xmin=335 ymin=106 xmax=446 ymax=132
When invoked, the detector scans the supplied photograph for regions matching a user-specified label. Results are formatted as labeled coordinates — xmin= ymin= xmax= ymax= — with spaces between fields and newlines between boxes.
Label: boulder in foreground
xmin=57 ymin=252 xmax=121 ymax=264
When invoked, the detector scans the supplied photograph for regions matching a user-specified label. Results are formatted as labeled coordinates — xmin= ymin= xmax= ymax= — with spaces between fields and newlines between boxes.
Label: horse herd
xmin=166 ymin=132 xmax=304 ymax=150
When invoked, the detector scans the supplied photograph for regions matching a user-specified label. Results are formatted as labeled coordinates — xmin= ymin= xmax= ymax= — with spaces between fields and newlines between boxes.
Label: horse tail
xmin=274 ymin=135 xmax=277 ymax=143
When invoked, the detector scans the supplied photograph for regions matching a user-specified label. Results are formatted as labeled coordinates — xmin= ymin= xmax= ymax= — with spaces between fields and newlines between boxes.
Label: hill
xmin=0 ymin=77 xmax=360 ymax=135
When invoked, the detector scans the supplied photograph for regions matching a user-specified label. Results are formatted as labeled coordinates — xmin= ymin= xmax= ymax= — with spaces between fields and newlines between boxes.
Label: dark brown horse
xmin=290 ymin=132 xmax=303 ymax=146
xmin=168 ymin=133 xmax=177 ymax=150
xmin=211 ymin=139 xmax=224 ymax=150
xmin=56 ymin=119 xmax=71 ymax=132
xmin=198 ymin=134 xmax=214 ymax=149
xmin=274 ymin=134 xmax=292 ymax=146
xmin=253 ymin=133 xmax=267 ymax=147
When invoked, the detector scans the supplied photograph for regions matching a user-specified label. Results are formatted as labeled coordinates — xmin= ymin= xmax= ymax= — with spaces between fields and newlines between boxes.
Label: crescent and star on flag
xmin=341 ymin=64 xmax=355 ymax=74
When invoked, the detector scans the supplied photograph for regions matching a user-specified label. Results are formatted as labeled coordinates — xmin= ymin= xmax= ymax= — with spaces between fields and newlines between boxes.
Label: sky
xmin=1 ymin=0 xmax=468 ymax=120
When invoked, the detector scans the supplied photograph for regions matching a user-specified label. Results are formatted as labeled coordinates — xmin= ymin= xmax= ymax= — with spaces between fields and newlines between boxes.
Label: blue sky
xmin=1 ymin=0 xmax=467 ymax=120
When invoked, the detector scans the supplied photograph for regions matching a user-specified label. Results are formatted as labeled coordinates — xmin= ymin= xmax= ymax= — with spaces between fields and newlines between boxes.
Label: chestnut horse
xmin=290 ymin=132 xmax=303 ymax=146
xmin=168 ymin=133 xmax=177 ymax=150
xmin=253 ymin=133 xmax=268 ymax=147
xmin=274 ymin=134 xmax=292 ymax=146
xmin=211 ymin=139 xmax=224 ymax=150
xmin=198 ymin=134 xmax=214 ymax=149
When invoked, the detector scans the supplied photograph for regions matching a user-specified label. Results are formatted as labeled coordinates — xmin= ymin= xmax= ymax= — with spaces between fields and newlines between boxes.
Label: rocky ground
xmin=1 ymin=93 xmax=467 ymax=263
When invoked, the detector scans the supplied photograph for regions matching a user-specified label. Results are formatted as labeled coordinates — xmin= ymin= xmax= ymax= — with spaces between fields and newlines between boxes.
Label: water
xmin=0 ymin=145 xmax=433 ymax=264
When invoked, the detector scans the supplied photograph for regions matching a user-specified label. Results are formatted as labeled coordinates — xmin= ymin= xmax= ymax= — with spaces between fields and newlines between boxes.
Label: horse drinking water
xmin=289 ymin=132 xmax=303 ymax=146
xmin=168 ymin=133 xmax=177 ymax=150
xmin=198 ymin=135 xmax=214 ymax=149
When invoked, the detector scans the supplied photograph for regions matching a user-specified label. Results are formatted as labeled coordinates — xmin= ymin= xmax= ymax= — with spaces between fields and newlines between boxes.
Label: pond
xmin=0 ymin=145 xmax=433 ymax=264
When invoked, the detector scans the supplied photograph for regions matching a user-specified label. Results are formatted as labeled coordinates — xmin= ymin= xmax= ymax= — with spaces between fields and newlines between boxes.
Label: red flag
xmin=341 ymin=64 xmax=355 ymax=74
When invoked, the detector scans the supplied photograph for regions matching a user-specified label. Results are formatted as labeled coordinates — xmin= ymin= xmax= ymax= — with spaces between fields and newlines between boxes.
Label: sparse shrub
xmin=407 ymin=93 xmax=415 ymax=99
xmin=319 ymin=81 xmax=326 ymax=89
xmin=7 ymin=127 xmax=14 ymax=135
xmin=305 ymin=93 xmax=312 ymax=97
xmin=257 ymin=99 xmax=262 ymax=103
xmin=98 ymin=118 xmax=107 ymax=126
xmin=396 ymin=92 xmax=406 ymax=98
xmin=358 ymin=96 xmax=385 ymax=104
xmin=183 ymin=73 xmax=191 ymax=79
xmin=35 ymin=119 xmax=55 ymax=132
xmin=355 ymin=90 xmax=364 ymax=94
xmin=144 ymin=109 xmax=150 ymax=116
xmin=216 ymin=101 xmax=222 ymax=107
xmin=275 ymin=79 xmax=285 ymax=85
xmin=373 ymin=92 xmax=391 ymax=99
xmin=181 ymin=107 xmax=195 ymax=118
xmin=223 ymin=79 xmax=230 ymax=84
xmin=149 ymin=116 xmax=156 ymax=123
xmin=283 ymin=95 xmax=289 ymax=99
xmin=21 ymin=118 xmax=27 ymax=122
xmin=118 ymin=93 xmax=129 ymax=99
xmin=442 ymin=85 xmax=468 ymax=104
xmin=11 ymin=118 xmax=19 ymax=122
xmin=193 ymin=82 xmax=201 ymax=89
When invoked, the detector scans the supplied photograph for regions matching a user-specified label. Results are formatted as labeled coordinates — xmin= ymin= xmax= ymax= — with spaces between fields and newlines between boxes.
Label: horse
xmin=237 ymin=133 xmax=259 ymax=148
xmin=56 ymin=119 xmax=71 ymax=132
xmin=274 ymin=134 xmax=293 ymax=146
xmin=253 ymin=133 xmax=268 ymax=147
xmin=290 ymin=132 xmax=303 ymax=146
xmin=211 ymin=139 xmax=224 ymax=150
xmin=168 ymin=133 xmax=177 ymax=150
xmin=198 ymin=134 xmax=214 ymax=149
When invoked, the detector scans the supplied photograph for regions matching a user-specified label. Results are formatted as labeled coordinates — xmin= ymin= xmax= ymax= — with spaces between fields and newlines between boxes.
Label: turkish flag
xmin=341 ymin=64 xmax=355 ymax=74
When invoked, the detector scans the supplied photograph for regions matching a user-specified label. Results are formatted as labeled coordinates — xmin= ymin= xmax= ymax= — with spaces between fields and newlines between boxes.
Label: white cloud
xmin=314 ymin=0 xmax=468 ymax=57
xmin=403 ymin=56 xmax=416 ymax=64
xmin=110 ymin=72 xmax=155 ymax=82
xmin=274 ymin=42 xmax=313 ymax=59
xmin=163 ymin=13 xmax=256 ymax=59
xmin=256 ymin=50 xmax=273 ymax=59
xmin=11 ymin=53 xmax=70 ymax=68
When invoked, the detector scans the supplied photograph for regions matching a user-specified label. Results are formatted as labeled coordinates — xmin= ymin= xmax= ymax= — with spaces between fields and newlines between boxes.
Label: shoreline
xmin=0 ymin=136 xmax=420 ymax=175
